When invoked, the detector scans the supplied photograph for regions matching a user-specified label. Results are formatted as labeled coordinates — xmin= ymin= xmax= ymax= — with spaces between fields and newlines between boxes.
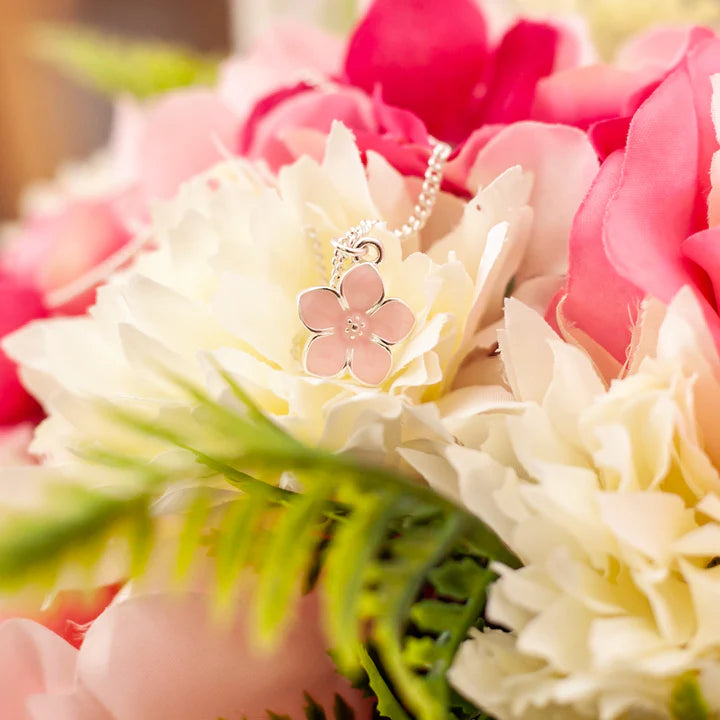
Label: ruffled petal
xmin=298 ymin=287 xmax=345 ymax=332
xmin=340 ymin=263 xmax=384 ymax=312
xmin=369 ymin=299 xmax=414 ymax=344
xmin=350 ymin=339 xmax=392 ymax=385
xmin=304 ymin=333 xmax=348 ymax=377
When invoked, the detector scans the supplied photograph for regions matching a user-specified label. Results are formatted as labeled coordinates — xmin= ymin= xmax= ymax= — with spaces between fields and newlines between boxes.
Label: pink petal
xmin=340 ymin=263 xmax=384 ymax=312
xmin=603 ymin=41 xmax=720 ymax=307
xmin=350 ymin=339 xmax=392 ymax=385
xmin=588 ymin=116 xmax=632 ymax=160
xmin=304 ymin=333 xmax=348 ymax=377
xmin=344 ymin=0 xmax=489 ymax=143
xmin=467 ymin=121 xmax=599 ymax=280
xmin=73 ymin=591 xmax=372 ymax=719
xmin=298 ymin=287 xmax=345 ymax=332
xmin=532 ymin=64 xmax=651 ymax=129
xmin=138 ymin=90 xmax=240 ymax=201
xmin=0 ymin=619 xmax=77 ymax=719
xmin=0 ymin=274 xmax=48 ymax=425
xmin=483 ymin=21 xmax=562 ymax=124
xmin=617 ymin=25 xmax=715 ymax=73
xmin=562 ymin=151 xmax=643 ymax=362
xmin=683 ymin=228 xmax=720 ymax=307
xmin=369 ymin=299 xmax=414 ymax=344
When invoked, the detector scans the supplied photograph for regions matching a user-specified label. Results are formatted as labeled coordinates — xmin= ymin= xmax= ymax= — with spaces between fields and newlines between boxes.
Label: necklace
xmin=297 ymin=140 xmax=451 ymax=386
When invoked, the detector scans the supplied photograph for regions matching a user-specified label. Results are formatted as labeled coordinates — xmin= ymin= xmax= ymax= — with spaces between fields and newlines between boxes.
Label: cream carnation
xmin=6 ymin=121 xmax=596 ymax=471
xmin=443 ymin=290 xmax=720 ymax=719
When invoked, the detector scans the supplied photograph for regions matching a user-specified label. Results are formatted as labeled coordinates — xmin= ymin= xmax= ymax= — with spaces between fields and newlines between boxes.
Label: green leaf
xmin=0 ymin=370 xmax=517 ymax=720
xmin=33 ymin=24 xmax=219 ymax=98
xmin=332 ymin=694 xmax=357 ymax=720
xmin=670 ymin=672 xmax=710 ymax=720
xmin=0 ymin=483 xmax=154 ymax=591
xmin=358 ymin=646 xmax=412 ymax=720
xmin=303 ymin=693 xmax=328 ymax=720
xmin=428 ymin=558 xmax=485 ymax=600
xmin=410 ymin=599 xmax=466 ymax=634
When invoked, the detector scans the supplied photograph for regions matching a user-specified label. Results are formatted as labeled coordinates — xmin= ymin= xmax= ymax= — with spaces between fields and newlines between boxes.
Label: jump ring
xmin=354 ymin=239 xmax=383 ymax=264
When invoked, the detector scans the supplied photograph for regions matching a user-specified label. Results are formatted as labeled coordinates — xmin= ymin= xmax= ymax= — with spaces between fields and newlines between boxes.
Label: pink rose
xmin=1 ymin=199 xmax=132 ymax=316
xmin=344 ymin=0 xmax=582 ymax=144
xmin=532 ymin=25 xmax=716 ymax=159
xmin=0 ymin=589 xmax=372 ymax=720
xmin=0 ymin=274 xmax=48 ymax=427
xmin=235 ymin=0 xmax=587 ymax=183
xmin=558 ymin=36 xmax=720 ymax=370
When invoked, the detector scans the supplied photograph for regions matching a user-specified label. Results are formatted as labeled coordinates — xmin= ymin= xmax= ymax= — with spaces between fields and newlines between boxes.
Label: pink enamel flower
xmin=298 ymin=263 xmax=414 ymax=385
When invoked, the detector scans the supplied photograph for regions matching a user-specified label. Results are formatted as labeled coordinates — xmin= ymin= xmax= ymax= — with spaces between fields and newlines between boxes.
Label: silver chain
xmin=395 ymin=139 xmax=452 ymax=239
xmin=308 ymin=139 xmax=452 ymax=289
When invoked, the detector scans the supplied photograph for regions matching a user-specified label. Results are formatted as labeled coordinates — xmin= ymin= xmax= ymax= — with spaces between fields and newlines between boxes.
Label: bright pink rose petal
xmin=562 ymin=151 xmax=643 ymax=362
xmin=350 ymin=339 xmax=392 ymax=385
xmin=370 ymin=299 xmax=414 ymax=344
xmin=305 ymin=333 xmax=348 ymax=377
xmin=340 ymin=263 xmax=385 ymax=312
xmin=603 ymin=41 xmax=720 ymax=306
xmin=299 ymin=287 xmax=345 ymax=332
xmin=683 ymin=228 xmax=720 ymax=307
xmin=483 ymin=21 xmax=560 ymax=124
xmin=344 ymin=0 xmax=489 ymax=143
xmin=588 ymin=116 xmax=632 ymax=160
xmin=0 ymin=275 xmax=48 ymax=426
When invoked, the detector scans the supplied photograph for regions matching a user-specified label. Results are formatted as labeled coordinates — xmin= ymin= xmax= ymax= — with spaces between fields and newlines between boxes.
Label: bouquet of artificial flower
xmin=2 ymin=1 xmax=720 ymax=718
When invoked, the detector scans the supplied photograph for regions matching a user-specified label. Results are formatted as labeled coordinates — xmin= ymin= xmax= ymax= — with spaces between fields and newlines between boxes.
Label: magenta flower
xmin=298 ymin=263 xmax=414 ymax=385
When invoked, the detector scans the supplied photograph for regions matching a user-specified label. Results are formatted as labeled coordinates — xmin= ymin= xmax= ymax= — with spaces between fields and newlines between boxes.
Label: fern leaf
xmin=34 ymin=24 xmax=219 ymax=98
xmin=0 ymin=371 xmax=517 ymax=720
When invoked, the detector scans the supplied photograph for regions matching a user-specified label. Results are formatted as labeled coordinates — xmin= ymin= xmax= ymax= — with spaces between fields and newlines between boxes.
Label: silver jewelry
xmin=297 ymin=140 xmax=451 ymax=386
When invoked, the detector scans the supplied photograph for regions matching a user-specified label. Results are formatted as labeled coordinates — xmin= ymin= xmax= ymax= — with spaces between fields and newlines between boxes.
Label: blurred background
xmin=0 ymin=0 xmax=231 ymax=220
xmin=2 ymin=0 xmax=720 ymax=220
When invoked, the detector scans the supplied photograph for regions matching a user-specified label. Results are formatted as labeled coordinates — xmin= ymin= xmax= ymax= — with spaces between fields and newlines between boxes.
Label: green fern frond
xmin=33 ymin=24 xmax=219 ymax=98
xmin=0 ymin=370 xmax=516 ymax=720
xmin=0 ymin=477 xmax=158 ymax=593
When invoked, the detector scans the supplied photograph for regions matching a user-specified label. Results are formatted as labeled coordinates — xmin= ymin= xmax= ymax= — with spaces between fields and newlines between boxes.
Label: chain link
xmin=394 ymin=139 xmax=451 ymax=239
xmin=325 ymin=139 xmax=452 ymax=288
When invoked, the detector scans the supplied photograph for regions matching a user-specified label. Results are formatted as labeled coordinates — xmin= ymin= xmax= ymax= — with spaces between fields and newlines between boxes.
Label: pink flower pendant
xmin=298 ymin=263 xmax=414 ymax=385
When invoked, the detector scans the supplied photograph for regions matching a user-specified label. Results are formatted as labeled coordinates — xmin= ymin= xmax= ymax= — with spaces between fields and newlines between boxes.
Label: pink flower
xmin=558 ymin=36 xmax=720 ymax=370
xmin=0 ymin=589 xmax=372 ymax=720
xmin=344 ymin=0 xmax=581 ymax=144
xmin=532 ymin=25 xmax=715 ymax=159
xmin=1 ymin=199 xmax=132 ymax=316
xmin=219 ymin=19 xmax=344 ymax=120
xmin=235 ymin=0 xmax=587 ymax=185
xmin=299 ymin=263 xmax=414 ymax=385
xmin=0 ymin=274 xmax=47 ymax=427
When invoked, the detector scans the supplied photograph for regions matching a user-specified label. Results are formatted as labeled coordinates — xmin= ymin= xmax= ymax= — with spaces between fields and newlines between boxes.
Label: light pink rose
xmin=219 ymin=19 xmax=344 ymax=119
xmin=3 ymin=89 xmax=242 ymax=319
xmin=0 ymin=589 xmax=372 ymax=720
xmin=558 ymin=36 xmax=720 ymax=370
xmin=1 ymin=199 xmax=131 ymax=316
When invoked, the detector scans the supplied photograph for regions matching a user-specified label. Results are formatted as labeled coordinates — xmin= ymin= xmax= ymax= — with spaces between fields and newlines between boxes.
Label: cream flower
xmin=6 ymin=121 xmax=597 ymax=471
xmin=441 ymin=290 xmax=720 ymax=719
